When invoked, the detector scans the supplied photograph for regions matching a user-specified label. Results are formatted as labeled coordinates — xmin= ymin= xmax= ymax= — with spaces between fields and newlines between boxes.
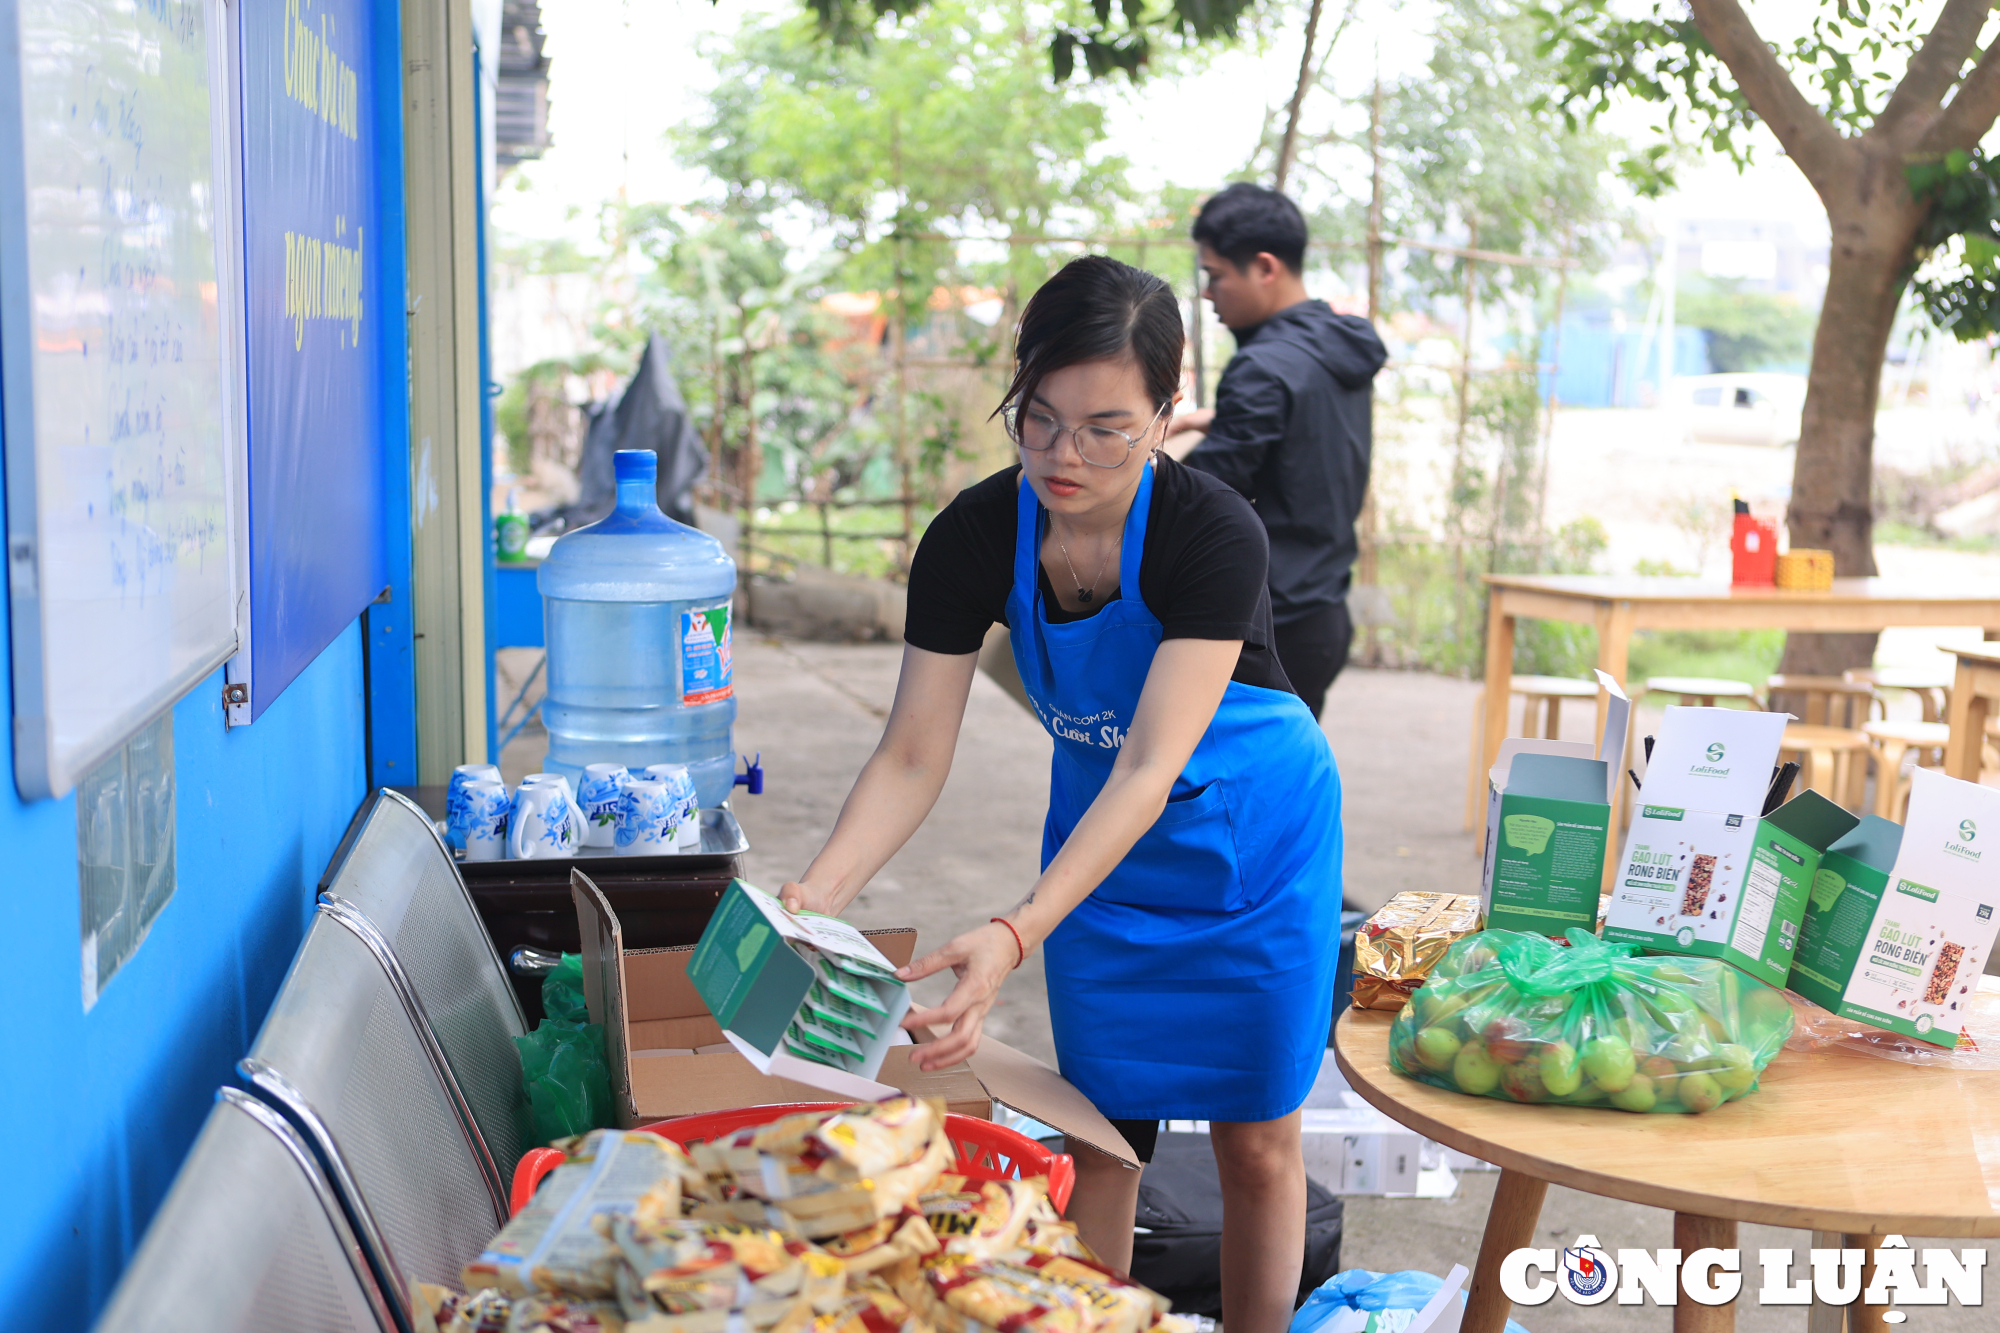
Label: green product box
xmin=1480 ymin=751 xmax=1612 ymax=936
xmin=687 ymin=879 xmax=911 ymax=1089
xmin=1601 ymin=706 xmax=1857 ymax=988
xmin=1787 ymin=768 xmax=2000 ymax=1047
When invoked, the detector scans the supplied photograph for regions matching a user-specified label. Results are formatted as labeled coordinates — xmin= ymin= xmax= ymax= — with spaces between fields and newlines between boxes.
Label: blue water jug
xmin=537 ymin=449 xmax=739 ymax=807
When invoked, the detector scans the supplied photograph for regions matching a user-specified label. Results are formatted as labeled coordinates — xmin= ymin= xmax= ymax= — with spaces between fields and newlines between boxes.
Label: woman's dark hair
xmin=996 ymin=256 xmax=1185 ymax=428
xmin=1192 ymin=182 xmax=1308 ymax=274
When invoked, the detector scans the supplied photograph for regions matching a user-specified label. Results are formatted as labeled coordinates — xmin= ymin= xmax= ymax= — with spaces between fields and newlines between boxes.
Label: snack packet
xmin=818 ymin=1210 xmax=943 ymax=1273
xmin=508 ymin=1294 xmax=627 ymax=1333
xmin=417 ymin=1284 xmax=514 ymax=1333
xmin=892 ymin=1255 xmax=1104 ymax=1333
xmin=918 ymin=1178 xmax=1043 ymax=1258
xmin=465 ymin=1130 xmax=693 ymax=1297
xmin=809 ymin=1287 xmax=933 ymax=1333
xmin=811 ymin=963 xmax=891 ymax=1017
xmin=1017 ymin=1196 xmax=1093 ymax=1262
xmin=1350 ymin=892 xmax=1483 ymax=1011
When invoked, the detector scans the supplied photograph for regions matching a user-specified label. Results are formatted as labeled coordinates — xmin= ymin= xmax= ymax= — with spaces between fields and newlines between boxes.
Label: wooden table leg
xmin=1843 ymin=1235 xmax=1894 ymax=1331
xmin=1945 ymin=658 xmax=1984 ymax=780
xmin=1476 ymin=595 xmax=1516 ymax=845
xmin=1805 ymin=1230 xmax=1844 ymax=1333
xmin=1462 ymin=1169 xmax=1546 ymax=1333
xmin=1671 ymin=1213 xmax=1738 ymax=1332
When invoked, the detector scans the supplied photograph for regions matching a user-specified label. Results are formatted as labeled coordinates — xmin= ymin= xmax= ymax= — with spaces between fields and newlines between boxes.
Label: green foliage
xmin=1906 ymin=149 xmax=2000 ymax=341
xmin=1535 ymin=0 xmax=1926 ymax=187
xmin=1315 ymin=0 xmax=1617 ymax=306
xmin=1674 ymin=280 xmax=1815 ymax=372
xmin=681 ymin=0 xmax=1134 ymax=291
xmin=1372 ymin=518 xmax=1608 ymax=677
xmin=802 ymin=0 xmax=1254 ymax=82
xmin=1628 ymin=629 xmax=1787 ymax=699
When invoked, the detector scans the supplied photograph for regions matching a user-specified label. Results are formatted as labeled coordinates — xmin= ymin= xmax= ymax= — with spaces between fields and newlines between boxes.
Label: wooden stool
xmin=1767 ymin=673 xmax=1880 ymax=726
xmin=1644 ymin=676 xmax=1761 ymax=708
xmin=1847 ymin=667 xmax=1950 ymax=723
xmin=1508 ymin=674 xmax=1599 ymax=740
xmin=1781 ymin=724 xmax=1873 ymax=811
xmin=1863 ymin=720 xmax=1950 ymax=819
xmin=1865 ymin=719 xmax=1950 ymax=816
xmin=1463 ymin=675 xmax=1603 ymax=829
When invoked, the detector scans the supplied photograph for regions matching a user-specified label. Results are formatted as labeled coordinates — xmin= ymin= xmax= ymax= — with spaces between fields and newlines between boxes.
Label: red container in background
xmin=1732 ymin=512 xmax=1778 ymax=586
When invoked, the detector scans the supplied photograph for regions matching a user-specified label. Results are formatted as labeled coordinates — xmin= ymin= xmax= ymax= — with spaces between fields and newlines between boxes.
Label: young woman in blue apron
xmin=782 ymin=256 xmax=1341 ymax=1333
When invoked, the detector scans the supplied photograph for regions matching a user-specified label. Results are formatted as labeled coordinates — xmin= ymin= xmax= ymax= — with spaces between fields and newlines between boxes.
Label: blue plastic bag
xmin=1290 ymin=1269 xmax=1532 ymax=1333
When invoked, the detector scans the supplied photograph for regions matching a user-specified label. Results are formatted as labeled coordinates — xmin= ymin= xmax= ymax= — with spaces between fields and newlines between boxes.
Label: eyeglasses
xmin=1006 ymin=402 xmax=1167 ymax=469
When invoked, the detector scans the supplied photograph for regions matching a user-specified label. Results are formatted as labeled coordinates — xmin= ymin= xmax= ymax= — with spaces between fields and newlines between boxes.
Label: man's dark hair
xmin=1192 ymin=183 xmax=1308 ymax=274
xmin=997 ymin=255 xmax=1184 ymax=423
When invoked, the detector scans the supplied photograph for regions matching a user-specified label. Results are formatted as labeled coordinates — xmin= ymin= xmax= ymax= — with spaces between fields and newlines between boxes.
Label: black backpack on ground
xmin=1128 ymin=1131 xmax=1344 ymax=1318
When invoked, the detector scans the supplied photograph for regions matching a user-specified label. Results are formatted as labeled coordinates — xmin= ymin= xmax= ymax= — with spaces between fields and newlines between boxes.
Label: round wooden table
xmin=1334 ymin=1008 xmax=2000 ymax=1332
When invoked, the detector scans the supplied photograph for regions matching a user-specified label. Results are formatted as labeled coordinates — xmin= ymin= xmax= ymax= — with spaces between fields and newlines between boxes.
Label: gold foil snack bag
xmin=1351 ymin=892 xmax=1484 ymax=1011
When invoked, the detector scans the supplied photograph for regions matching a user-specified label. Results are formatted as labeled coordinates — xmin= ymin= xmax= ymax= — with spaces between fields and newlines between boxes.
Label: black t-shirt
xmin=904 ymin=457 xmax=1293 ymax=693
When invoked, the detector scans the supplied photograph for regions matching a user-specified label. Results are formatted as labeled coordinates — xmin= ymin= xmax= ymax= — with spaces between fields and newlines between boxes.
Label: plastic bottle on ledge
xmin=536 ymin=449 xmax=738 ymax=807
xmin=496 ymin=487 xmax=530 ymax=563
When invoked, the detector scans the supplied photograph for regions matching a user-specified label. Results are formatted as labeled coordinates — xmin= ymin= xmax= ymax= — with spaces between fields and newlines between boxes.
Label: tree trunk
xmin=1777 ymin=143 xmax=1925 ymax=678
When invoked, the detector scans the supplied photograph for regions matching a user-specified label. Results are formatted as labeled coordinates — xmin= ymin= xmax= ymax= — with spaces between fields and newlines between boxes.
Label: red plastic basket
xmin=509 ymin=1102 xmax=1075 ymax=1218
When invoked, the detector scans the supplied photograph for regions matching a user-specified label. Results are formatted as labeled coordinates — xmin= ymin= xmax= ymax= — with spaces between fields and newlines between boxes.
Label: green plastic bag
xmin=513 ymin=1018 xmax=615 ymax=1146
xmin=542 ymin=951 xmax=590 ymax=1023
xmin=1388 ymin=929 xmax=1794 ymax=1113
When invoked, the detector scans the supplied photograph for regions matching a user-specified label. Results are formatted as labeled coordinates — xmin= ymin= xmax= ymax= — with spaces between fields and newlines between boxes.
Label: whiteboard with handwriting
xmin=0 ymin=0 xmax=240 ymax=800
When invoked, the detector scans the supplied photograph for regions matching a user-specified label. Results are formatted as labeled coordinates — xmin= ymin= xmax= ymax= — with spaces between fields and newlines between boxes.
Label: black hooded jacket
xmin=1184 ymin=299 xmax=1388 ymax=624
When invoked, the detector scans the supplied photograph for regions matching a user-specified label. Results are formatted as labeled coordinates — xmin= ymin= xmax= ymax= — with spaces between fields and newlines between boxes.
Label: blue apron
xmin=1007 ymin=462 xmax=1343 ymax=1124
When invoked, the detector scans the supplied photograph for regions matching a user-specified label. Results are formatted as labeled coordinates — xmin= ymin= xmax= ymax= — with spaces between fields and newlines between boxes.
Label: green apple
xmin=1452 ymin=1041 xmax=1502 ymax=1096
xmin=1678 ymin=1071 xmax=1724 ymax=1113
xmin=1608 ymin=1073 xmax=1657 ymax=1113
xmin=1581 ymin=1036 xmax=1637 ymax=1092
xmin=1712 ymin=1044 xmax=1757 ymax=1096
xmin=1538 ymin=1040 xmax=1583 ymax=1096
xmin=1417 ymin=988 xmax=1470 ymax=1031
xmin=1742 ymin=985 xmax=1793 ymax=1038
xmin=1415 ymin=1026 xmax=1464 ymax=1073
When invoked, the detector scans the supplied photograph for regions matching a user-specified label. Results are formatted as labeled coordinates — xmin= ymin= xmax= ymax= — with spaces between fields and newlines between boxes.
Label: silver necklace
xmin=1052 ymin=523 xmax=1113 ymax=604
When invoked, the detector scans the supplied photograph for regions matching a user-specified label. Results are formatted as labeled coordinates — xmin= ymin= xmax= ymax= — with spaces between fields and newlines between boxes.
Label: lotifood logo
xmin=1689 ymin=741 xmax=1731 ymax=777
xmin=1948 ymin=818 xmax=1982 ymax=864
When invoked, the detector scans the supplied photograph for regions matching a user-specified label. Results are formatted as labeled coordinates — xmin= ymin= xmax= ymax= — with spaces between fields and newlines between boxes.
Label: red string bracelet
xmin=990 ymin=917 xmax=1026 ymax=970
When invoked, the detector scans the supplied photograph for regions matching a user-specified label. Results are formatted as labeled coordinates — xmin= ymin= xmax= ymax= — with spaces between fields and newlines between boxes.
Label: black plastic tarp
xmin=552 ymin=333 xmax=708 ymax=530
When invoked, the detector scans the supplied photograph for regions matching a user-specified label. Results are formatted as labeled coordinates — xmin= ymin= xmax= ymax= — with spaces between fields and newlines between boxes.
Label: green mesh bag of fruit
xmin=1387 ymin=929 xmax=1794 ymax=1113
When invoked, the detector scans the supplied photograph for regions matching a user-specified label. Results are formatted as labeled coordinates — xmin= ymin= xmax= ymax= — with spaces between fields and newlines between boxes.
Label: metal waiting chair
xmin=241 ymin=906 xmax=509 ymax=1329
xmin=92 ymin=1088 xmax=397 ymax=1333
xmin=317 ymin=788 xmax=529 ymax=1184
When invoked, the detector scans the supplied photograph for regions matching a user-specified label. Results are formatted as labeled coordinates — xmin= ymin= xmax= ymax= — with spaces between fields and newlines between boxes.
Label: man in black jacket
xmin=1170 ymin=184 xmax=1387 ymax=718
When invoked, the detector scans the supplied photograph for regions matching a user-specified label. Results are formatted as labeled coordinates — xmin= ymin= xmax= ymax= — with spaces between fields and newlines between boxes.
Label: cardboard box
xmin=1299 ymin=1105 xmax=1422 ymax=1195
xmin=1787 ymin=768 xmax=2000 ymax=1047
xmin=570 ymin=871 xmax=1140 ymax=1166
xmin=687 ymin=879 xmax=912 ymax=1087
xmin=1479 ymin=672 xmax=1630 ymax=936
xmin=1602 ymin=706 xmax=1858 ymax=986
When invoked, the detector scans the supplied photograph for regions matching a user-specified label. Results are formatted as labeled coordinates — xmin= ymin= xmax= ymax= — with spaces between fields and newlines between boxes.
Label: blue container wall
xmin=0 ymin=623 xmax=367 ymax=1327
xmin=1541 ymin=314 xmax=1713 ymax=409
xmin=0 ymin=0 xmax=409 ymax=1321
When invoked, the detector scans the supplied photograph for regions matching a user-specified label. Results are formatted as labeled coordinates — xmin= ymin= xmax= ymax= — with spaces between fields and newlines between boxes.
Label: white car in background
xmin=1669 ymin=373 xmax=1807 ymax=447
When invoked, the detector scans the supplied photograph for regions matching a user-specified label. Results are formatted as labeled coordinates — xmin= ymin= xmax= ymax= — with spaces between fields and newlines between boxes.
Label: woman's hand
xmin=897 ymin=921 xmax=1021 ymax=1070
xmin=779 ymin=879 xmax=844 ymax=916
